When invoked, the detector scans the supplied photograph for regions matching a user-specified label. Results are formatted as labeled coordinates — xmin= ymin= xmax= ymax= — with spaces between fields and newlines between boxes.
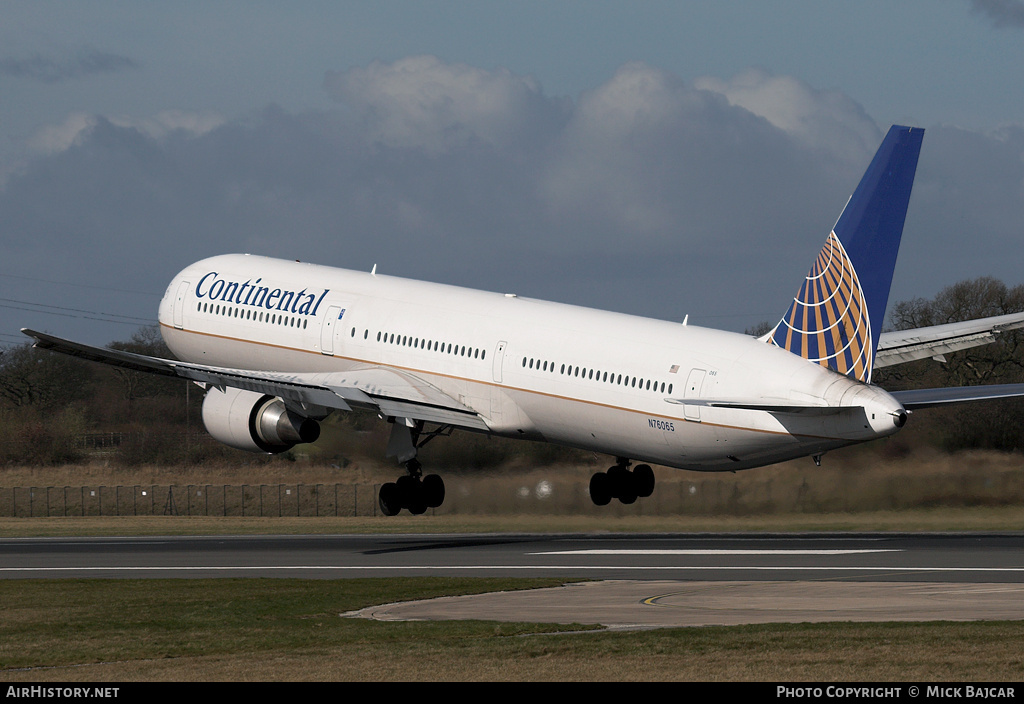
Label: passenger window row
xmin=521 ymin=356 xmax=673 ymax=395
xmin=372 ymin=329 xmax=486 ymax=361
xmin=197 ymin=301 xmax=309 ymax=329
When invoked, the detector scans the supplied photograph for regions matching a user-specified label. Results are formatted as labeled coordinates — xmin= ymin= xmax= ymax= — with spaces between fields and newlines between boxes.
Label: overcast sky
xmin=2 ymin=0 xmax=1023 ymax=347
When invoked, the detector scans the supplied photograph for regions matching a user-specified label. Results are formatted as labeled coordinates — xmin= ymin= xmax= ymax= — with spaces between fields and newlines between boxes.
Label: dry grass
xmin=1 ymin=505 xmax=1023 ymax=538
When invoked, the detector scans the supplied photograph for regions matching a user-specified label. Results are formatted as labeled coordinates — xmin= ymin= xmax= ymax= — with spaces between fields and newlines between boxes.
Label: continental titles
xmin=195 ymin=272 xmax=328 ymax=317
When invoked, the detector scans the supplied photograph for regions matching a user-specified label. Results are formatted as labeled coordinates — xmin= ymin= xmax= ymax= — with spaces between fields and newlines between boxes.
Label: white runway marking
xmin=530 ymin=549 xmax=901 ymax=555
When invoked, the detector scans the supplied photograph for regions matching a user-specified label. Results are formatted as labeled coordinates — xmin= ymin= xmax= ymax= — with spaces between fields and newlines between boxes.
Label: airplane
xmin=23 ymin=124 xmax=1024 ymax=515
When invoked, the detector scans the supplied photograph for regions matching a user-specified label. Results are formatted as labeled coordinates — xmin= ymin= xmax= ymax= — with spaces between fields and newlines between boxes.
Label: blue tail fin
xmin=767 ymin=125 xmax=924 ymax=383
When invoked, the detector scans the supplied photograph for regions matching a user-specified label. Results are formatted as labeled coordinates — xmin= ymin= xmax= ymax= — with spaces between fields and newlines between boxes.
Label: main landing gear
xmin=589 ymin=458 xmax=655 ymax=506
xmin=378 ymin=459 xmax=445 ymax=516
xmin=378 ymin=418 xmax=451 ymax=516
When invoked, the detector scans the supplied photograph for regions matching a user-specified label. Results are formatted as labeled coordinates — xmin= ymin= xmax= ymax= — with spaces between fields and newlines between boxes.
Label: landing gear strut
xmin=378 ymin=418 xmax=450 ymax=516
xmin=589 ymin=458 xmax=655 ymax=506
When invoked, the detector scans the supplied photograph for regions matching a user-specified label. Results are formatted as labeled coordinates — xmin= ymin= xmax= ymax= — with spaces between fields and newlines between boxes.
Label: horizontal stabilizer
xmin=875 ymin=311 xmax=1024 ymax=368
xmin=665 ymin=398 xmax=853 ymax=415
xmin=890 ymin=383 xmax=1024 ymax=410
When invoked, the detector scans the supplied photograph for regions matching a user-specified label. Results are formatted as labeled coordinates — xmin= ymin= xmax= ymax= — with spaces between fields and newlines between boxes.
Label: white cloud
xmin=6 ymin=56 xmax=1023 ymax=346
xmin=538 ymin=63 xmax=810 ymax=246
xmin=696 ymin=68 xmax=881 ymax=164
xmin=540 ymin=63 xmax=701 ymax=236
xmin=28 ymin=110 xmax=224 ymax=155
xmin=323 ymin=55 xmax=563 ymax=153
xmin=27 ymin=112 xmax=97 ymax=154
xmin=114 ymin=110 xmax=225 ymax=140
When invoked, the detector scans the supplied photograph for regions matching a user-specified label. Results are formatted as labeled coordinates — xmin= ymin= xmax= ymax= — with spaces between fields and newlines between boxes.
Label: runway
xmin=3 ymin=532 xmax=1022 ymax=628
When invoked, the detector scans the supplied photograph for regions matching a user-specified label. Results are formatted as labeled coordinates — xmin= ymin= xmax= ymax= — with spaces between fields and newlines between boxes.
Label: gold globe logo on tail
xmin=768 ymin=231 xmax=873 ymax=383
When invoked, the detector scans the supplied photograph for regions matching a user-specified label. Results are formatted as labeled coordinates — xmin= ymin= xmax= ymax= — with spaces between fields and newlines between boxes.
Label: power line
xmin=0 ymin=271 xmax=160 ymax=297
xmin=0 ymin=297 xmax=154 ymax=326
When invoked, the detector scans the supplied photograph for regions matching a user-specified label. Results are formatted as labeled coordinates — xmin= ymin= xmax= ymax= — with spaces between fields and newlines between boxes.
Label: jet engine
xmin=201 ymin=386 xmax=320 ymax=453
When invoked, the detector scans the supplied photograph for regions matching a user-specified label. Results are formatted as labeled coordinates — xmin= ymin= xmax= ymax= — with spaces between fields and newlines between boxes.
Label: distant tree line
xmin=875 ymin=277 xmax=1024 ymax=452
xmin=0 ymin=326 xmax=588 ymax=469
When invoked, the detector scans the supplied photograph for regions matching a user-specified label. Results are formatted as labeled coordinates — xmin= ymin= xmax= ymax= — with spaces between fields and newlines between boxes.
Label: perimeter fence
xmin=0 ymin=484 xmax=377 ymax=518
xmin=2 ymin=469 xmax=1023 ymax=517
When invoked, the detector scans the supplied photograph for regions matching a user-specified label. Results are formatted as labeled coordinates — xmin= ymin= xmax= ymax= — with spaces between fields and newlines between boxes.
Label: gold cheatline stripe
xmin=160 ymin=322 xmax=844 ymax=441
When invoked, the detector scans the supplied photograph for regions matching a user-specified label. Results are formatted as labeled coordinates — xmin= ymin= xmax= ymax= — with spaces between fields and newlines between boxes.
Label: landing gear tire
xmin=589 ymin=472 xmax=612 ymax=506
xmin=423 ymin=474 xmax=445 ymax=509
xmin=396 ymin=475 xmax=427 ymax=515
xmin=379 ymin=482 xmax=402 ymax=516
xmin=634 ymin=464 xmax=655 ymax=498
xmin=606 ymin=465 xmax=636 ymax=504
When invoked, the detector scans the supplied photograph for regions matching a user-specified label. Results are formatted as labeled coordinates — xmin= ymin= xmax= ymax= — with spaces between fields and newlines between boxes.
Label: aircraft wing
xmin=874 ymin=312 xmax=1024 ymax=368
xmin=21 ymin=329 xmax=489 ymax=431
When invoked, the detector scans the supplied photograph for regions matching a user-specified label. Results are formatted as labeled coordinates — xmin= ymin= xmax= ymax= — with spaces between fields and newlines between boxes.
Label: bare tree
xmin=107 ymin=326 xmax=182 ymax=416
xmin=0 ymin=342 xmax=92 ymax=409
xmin=881 ymin=277 xmax=1024 ymax=451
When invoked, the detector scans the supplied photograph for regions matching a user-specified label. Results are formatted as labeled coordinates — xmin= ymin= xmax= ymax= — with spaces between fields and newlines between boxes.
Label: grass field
xmin=1 ymin=578 xmax=1023 ymax=682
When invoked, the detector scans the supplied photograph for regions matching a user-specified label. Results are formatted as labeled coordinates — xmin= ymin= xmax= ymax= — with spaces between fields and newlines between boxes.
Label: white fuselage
xmin=158 ymin=254 xmax=905 ymax=471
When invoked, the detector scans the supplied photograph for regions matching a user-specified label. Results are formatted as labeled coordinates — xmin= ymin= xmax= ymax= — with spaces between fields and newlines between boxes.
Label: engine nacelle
xmin=201 ymin=386 xmax=320 ymax=453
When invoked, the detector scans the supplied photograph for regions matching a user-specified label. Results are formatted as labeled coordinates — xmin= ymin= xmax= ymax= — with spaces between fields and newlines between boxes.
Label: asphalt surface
xmin=3 ymin=532 xmax=1022 ymax=628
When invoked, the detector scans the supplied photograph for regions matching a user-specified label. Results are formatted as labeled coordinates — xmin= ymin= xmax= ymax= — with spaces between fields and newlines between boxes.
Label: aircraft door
xmin=320 ymin=305 xmax=341 ymax=355
xmin=492 ymin=340 xmax=507 ymax=383
xmin=172 ymin=281 xmax=190 ymax=329
xmin=683 ymin=368 xmax=706 ymax=422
